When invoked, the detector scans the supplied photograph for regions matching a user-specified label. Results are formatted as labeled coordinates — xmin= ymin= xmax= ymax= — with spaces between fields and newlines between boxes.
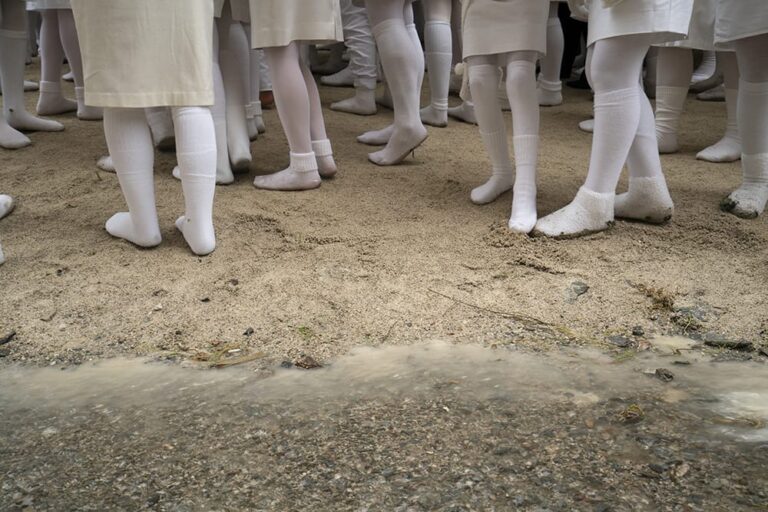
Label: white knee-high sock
xmin=212 ymin=58 xmax=234 ymax=184
xmin=36 ymin=12 xmax=76 ymax=116
xmin=173 ymin=106 xmax=217 ymax=256
xmin=221 ymin=20 xmax=252 ymax=171
xmin=469 ymin=64 xmax=513 ymax=205
xmin=406 ymin=22 xmax=424 ymax=93
xmin=247 ymin=48 xmax=266 ymax=136
xmin=368 ymin=19 xmax=428 ymax=166
xmin=103 ymin=108 xmax=161 ymax=248
xmin=509 ymin=135 xmax=539 ymax=233
xmin=722 ymin=79 xmax=768 ymax=218
xmin=505 ymin=58 xmax=539 ymax=233
xmin=538 ymin=9 xmax=564 ymax=106
xmin=616 ymin=89 xmax=673 ymax=223
xmin=585 ymin=87 xmax=642 ymax=194
xmin=0 ymin=29 xmax=63 ymax=135
xmin=654 ymin=85 xmax=687 ymax=153
xmin=420 ymin=21 xmax=451 ymax=127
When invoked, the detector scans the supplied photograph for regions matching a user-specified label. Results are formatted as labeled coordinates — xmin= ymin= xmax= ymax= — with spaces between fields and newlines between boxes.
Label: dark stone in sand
xmin=703 ymin=333 xmax=753 ymax=351
xmin=243 ymin=327 xmax=254 ymax=336
xmin=608 ymin=335 xmax=632 ymax=348
xmin=632 ymin=326 xmax=645 ymax=337
xmin=0 ymin=331 xmax=16 ymax=346
xmin=654 ymin=368 xmax=674 ymax=382
xmin=295 ymin=355 xmax=322 ymax=370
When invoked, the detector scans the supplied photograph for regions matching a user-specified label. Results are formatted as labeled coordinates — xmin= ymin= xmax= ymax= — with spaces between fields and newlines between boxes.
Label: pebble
xmin=608 ymin=336 xmax=632 ymax=348
xmin=632 ymin=326 xmax=645 ymax=337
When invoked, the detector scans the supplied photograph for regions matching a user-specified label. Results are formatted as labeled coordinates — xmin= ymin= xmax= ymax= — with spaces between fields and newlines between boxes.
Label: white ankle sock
xmin=509 ymin=135 xmax=539 ymax=233
xmin=420 ymin=21 xmax=451 ymax=127
xmin=75 ymin=87 xmax=102 ymax=120
xmin=721 ymin=154 xmax=768 ymax=218
xmin=357 ymin=123 xmax=394 ymax=145
xmin=331 ymin=87 xmax=377 ymax=115
xmin=447 ymin=101 xmax=477 ymax=125
xmin=537 ymin=78 xmax=563 ymax=107
xmin=320 ymin=66 xmax=355 ymax=87
xmin=97 ymin=155 xmax=115 ymax=173
xmin=253 ymin=151 xmax=321 ymax=191
xmin=0 ymin=194 xmax=15 ymax=219
xmin=615 ymin=177 xmax=673 ymax=223
xmin=721 ymin=79 xmax=768 ymax=218
xmin=655 ymin=85 xmax=687 ymax=154
xmin=246 ymin=101 xmax=265 ymax=139
xmin=312 ymin=139 xmax=337 ymax=178
xmin=103 ymin=108 xmax=162 ymax=248
xmin=173 ymin=106 xmax=217 ymax=256
xmin=471 ymin=130 xmax=513 ymax=205
xmin=36 ymin=80 xmax=76 ymax=116
xmin=696 ymin=87 xmax=741 ymax=162
xmin=534 ymin=187 xmax=615 ymax=238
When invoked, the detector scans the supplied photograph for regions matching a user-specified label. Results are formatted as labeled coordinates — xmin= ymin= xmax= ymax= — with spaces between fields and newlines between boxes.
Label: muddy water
xmin=1 ymin=340 xmax=767 ymax=511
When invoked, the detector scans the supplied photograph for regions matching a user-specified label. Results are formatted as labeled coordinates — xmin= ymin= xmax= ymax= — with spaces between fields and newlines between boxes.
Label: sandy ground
xmin=1 ymin=62 xmax=767 ymax=366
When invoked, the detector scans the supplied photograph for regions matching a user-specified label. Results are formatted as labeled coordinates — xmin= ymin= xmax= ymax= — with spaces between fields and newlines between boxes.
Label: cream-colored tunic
xmin=70 ymin=0 xmax=214 ymax=108
xmin=715 ymin=0 xmax=768 ymax=47
xmin=461 ymin=0 xmax=548 ymax=59
xmin=27 ymin=0 xmax=70 ymax=9
xmin=587 ymin=0 xmax=694 ymax=46
xmin=664 ymin=0 xmax=715 ymax=50
xmin=248 ymin=0 xmax=343 ymax=49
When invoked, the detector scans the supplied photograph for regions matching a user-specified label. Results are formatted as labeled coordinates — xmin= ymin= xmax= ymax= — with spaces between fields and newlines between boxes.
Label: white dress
xmin=70 ymin=0 xmax=214 ymax=108
xmin=715 ymin=0 xmax=768 ymax=47
xmin=26 ymin=0 xmax=70 ymax=10
xmin=461 ymin=0 xmax=549 ymax=59
xmin=248 ymin=0 xmax=343 ymax=49
xmin=587 ymin=0 xmax=694 ymax=46
xmin=666 ymin=0 xmax=715 ymax=50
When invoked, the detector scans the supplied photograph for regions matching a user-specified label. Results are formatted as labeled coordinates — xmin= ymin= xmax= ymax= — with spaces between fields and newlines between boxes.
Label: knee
xmin=505 ymin=60 xmax=535 ymax=88
xmin=468 ymin=64 xmax=500 ymax=95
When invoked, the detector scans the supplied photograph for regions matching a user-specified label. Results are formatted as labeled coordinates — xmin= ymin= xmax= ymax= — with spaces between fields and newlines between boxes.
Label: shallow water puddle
xmin=1 ymin=341 xmax=767 ymax=510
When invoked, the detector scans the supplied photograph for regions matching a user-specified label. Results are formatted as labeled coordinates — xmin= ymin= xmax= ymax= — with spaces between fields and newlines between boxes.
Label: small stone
xmin=0 ymin=330 xmax=16 ymax=346
xmin=654 ymin=368 xmax=674 ymax=382
xmin=295 ymin=354 xmax=322 ymax=369
xmin=280 ymin=360 xmax=293 ymax=369
xmin=703 ymin=333 xmax=753 ymax=351
xmin=243 ymin=327 xmax=254 ymax=336
xmin=152 ymin=304 xmax=163 ymax=312
xmin=632 ymin=326 xmax=645 ymax=337
xmin=608 ymin=335 xmax=632 ymax=348
xmin=200 ymin=297 xmax=211 ymax=303
xmin=566 ymin=281 xmax=590 ymax=303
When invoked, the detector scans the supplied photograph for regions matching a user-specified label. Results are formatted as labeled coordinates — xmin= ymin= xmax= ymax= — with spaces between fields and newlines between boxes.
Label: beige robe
xmin=248 ymin=0 xmax=343 ymax=49
xmin=70 ymin=0 xmax=214 ymax=108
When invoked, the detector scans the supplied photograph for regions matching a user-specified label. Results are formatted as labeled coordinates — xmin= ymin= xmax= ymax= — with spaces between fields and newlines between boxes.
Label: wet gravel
xmin=1 ymin=345 xmax=767 ymax=512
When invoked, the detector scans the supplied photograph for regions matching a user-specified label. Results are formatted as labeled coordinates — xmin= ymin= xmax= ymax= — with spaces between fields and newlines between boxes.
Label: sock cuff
xmin=577 ymin=186 xmax=616 ymax=202
xmin=468 ymin=63 xmax=500 ymax=80
xmin=39 ymin=80 xmax=61 ymax=92
xmin=538 ymin=79 xmax=562 ymax=92
xmin=594 ymin=86 xmax=640 ymax=104
xmin=739 ymin=79 xmax=768 ymax=95
xmin=742 ymin=153 xmax=768 ymax=172
xmin=372 ymin=19 xmax=401 ymax=38
xmin=0 ymin=30 xmax=26 ymax=40
xmin=311 ymin=139 xmax=333 ymax=157
xmin=506 ymin=60 xmax=535 ymax=72
xmin=290 ymin=152 xmax=318 ymax=173
xmin=424 ymin=21 xmax=450 ymax=28
xmin=512 ymin=135 xmax=539 ymax=165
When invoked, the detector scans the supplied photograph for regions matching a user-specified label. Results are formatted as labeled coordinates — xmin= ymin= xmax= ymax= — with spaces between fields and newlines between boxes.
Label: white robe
xmin=70 ymin=0 xmax=214 ymax=108
xmin=461 ymin=0 xmax=549 ymax=59
xmin=587 ymin=0 xmax=694 ymax=46
xmin=248 ymin=0 xmax=343 ymax=49
xmin=715 ymin=0 xmax=768 ymax=48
